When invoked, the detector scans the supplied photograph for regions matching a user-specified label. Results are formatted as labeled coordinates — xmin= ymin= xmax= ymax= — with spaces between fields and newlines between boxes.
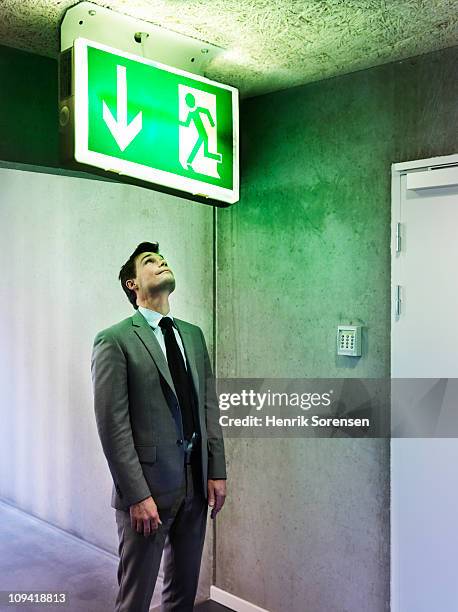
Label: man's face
xmin=127 ymin=251 xmax=176 ymax=298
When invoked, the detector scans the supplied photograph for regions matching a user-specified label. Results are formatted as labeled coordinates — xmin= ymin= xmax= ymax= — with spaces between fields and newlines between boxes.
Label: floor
xmin=0 ymin=500 xmax=232 ymax=612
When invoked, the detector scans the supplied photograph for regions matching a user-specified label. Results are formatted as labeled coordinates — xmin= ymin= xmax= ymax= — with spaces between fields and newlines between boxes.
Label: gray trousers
xmin=114 ymin=459 xmax=208 ymax=612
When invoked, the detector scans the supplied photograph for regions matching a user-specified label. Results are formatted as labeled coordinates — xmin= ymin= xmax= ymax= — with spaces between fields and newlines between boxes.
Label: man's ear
xmin=126 ymin=279 xmax=137 ymax=290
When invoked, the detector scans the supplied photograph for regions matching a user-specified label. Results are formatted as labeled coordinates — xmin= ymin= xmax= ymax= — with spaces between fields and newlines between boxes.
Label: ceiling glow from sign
xmin=73 ymin=38 xmax=239 ymax=204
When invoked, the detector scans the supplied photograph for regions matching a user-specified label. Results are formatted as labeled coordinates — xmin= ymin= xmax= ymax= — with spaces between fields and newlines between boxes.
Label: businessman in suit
xmin=91 ymin=241 xmax=227 ymax=612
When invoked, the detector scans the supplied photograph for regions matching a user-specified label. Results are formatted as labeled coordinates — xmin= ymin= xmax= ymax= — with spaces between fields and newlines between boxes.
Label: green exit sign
xmin=72 ymin=38 xmax=239 ymax=204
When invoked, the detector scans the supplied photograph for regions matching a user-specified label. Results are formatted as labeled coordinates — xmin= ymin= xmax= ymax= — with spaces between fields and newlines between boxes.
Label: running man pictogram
xmin=179 ymin=92 xmax=222 ymax=170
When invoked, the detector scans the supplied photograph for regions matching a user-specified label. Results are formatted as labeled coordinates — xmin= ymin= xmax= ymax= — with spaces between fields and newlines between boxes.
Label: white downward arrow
xmin=102 ymin=65 xmax=142 ymax=152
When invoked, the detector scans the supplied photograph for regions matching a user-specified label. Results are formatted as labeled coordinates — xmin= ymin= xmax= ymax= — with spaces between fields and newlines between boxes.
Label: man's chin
xmin=160 ymin=277 xmax=176 ymax=293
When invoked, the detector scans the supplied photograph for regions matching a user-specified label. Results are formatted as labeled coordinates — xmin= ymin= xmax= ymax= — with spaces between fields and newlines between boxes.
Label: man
xmin=91 ymin=241 xmax=227 ymax=612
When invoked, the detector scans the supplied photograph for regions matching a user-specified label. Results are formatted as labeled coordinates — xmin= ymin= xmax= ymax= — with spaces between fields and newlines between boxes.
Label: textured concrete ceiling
xmin=0 ymin=0 xmax=457 ymax=97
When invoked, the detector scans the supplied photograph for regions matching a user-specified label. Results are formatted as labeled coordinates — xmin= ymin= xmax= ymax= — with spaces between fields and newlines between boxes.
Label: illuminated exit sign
xmin=72 ymin=38 xmax=239 ymax=204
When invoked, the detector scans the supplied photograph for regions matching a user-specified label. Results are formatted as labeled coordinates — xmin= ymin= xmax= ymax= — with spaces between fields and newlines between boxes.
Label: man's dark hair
xmin=119 ymin=241 xmax=160 ymax=309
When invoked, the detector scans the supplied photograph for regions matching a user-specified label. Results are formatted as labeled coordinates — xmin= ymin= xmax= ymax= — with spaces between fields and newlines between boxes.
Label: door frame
xmin=391 ymin=153 xmax=458 ymax=263
xmin=391 ymin=153 xmax=458 ymax=375
xmin=390 ymin=152 xmax=458 ymax=612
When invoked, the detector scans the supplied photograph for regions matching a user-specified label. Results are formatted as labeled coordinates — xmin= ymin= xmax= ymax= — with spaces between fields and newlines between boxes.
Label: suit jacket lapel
xmin=174 ymin=318 xmax=200 ymax=401
xmin=131 ymin=310 xmax=178 ymax=398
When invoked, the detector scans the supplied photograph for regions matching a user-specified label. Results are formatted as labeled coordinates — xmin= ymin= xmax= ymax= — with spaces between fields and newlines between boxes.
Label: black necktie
xmin=158 ymin=316 xmax=196 ymax=440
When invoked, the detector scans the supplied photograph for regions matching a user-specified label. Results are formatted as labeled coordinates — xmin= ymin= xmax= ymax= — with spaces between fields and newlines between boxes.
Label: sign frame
xmin=73 ymin=37 xmax=239 ymax=204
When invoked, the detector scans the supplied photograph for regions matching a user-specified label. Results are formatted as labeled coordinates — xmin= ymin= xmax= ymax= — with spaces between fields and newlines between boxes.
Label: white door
xmin=391 ymin=155 xmax=458 ymax=612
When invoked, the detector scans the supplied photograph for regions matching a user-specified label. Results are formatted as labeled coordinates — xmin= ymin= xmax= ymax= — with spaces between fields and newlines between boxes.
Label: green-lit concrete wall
xmin=0 ymin=45 xmax=58 ymax=166
xmin=215 ymin=46 xmax=458 ymax=611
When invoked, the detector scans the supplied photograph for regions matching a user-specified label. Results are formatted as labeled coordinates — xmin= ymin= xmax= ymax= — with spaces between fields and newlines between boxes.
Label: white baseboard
xmin=210 ymin=586 xmax=269 ymax=612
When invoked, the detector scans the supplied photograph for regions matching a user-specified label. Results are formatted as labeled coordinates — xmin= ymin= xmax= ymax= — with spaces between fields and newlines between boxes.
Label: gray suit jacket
xmin=91 ymin=310 xmax=226 ymax=511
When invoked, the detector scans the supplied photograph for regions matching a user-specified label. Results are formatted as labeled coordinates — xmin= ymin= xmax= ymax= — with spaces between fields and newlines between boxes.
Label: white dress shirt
xmin=138 ymin=306 xmax=187 ymax=369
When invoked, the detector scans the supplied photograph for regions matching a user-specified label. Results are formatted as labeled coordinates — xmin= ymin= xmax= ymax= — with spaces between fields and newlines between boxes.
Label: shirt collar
xmin=138 ymin=306 xmax=175 ymax=330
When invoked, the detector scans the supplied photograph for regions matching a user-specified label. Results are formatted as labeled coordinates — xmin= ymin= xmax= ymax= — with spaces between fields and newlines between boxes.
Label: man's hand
xmin=207 ymin=479 xmax=226 ymax=519
xmin=129 ymin=496 xmax=162 ymax=537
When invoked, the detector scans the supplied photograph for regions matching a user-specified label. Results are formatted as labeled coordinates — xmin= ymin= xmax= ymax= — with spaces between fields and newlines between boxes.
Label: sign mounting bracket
xmin=61 ymin=1 xmax=223 ymax=76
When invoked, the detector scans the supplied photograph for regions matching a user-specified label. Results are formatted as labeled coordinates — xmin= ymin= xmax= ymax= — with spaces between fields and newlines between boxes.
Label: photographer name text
xmin=219 ymin=415 xmax=370 ymax=428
